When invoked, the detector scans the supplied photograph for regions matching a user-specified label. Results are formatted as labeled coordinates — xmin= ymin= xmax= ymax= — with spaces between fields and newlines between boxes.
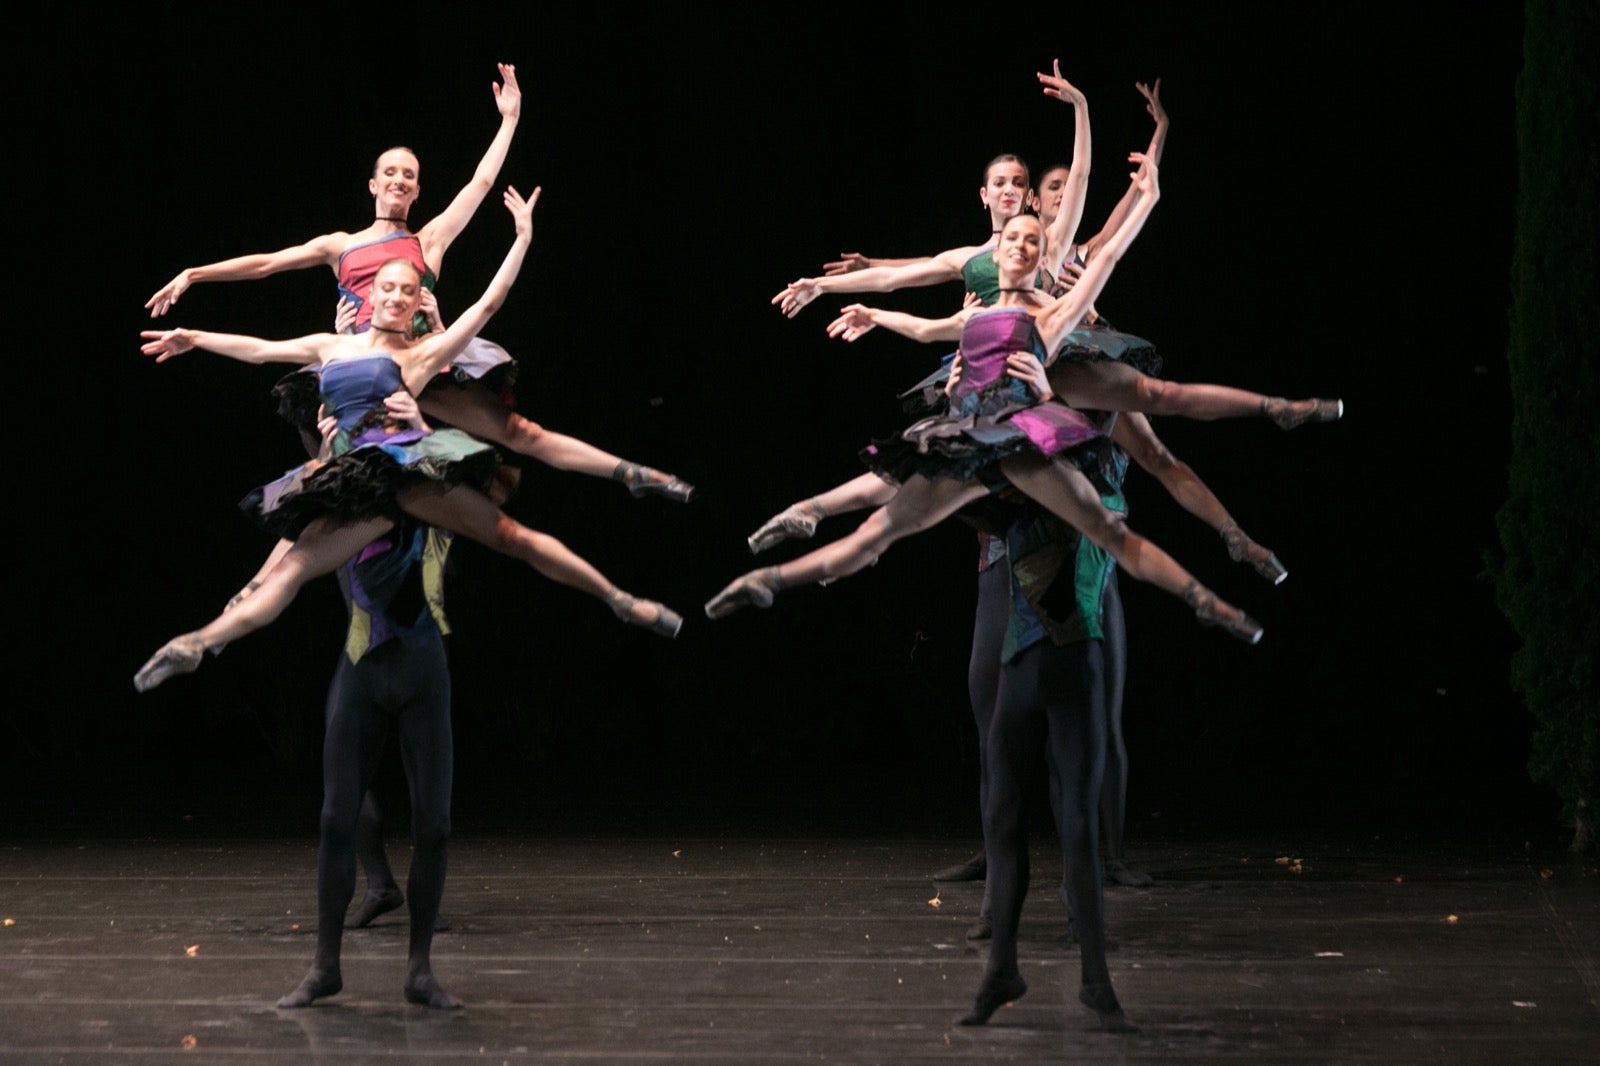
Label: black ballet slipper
xmin=957 ymin=973 xmax=1027 ymax=1026
xmin=608 ymin=591 xmax=684 ymax=638
xmin=747 ymin=500 xmax=823 ymax=554
xmin=614 ymin=461 xmax=697 ymax=503
xmin=704 ymin=567 xmax=781 ymax=620
xmin=403 ymin=967 xmax=463 ymax=1010
xmin=1104 ymin=860 xmax=1154 ymax=888
xmin=1182 ymin=581 xmax=1263 ymax=645
xmin=346 ymin=887 xmax=405 ymax=929
xmin=277 ymin=967 xmax=342 ymax=1009
xmin=133 ymin=633 xmax=208 ymax=693
xmin=1079 ymin=983 xmax=1135 ymax=1032
xmin=932 ymin=849 xmax=987 ymax=883
xmin=1263 ymin=396 xmax=1344 ymax=431
xmin=1220 ymin=520 xmax=1288 ymax=585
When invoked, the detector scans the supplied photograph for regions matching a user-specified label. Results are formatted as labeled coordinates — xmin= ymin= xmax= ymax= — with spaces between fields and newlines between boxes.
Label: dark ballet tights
xmin=982 ymin=635 xmax=1116 ymax=1012
xmin=279 ymin=635 xmax=455 ymax=1009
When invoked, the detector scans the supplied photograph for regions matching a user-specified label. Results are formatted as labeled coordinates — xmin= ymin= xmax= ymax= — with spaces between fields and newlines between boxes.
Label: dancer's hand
xmin=1006 ymin=351 xmax=1054 ymax=401
xmin=493 ymin=62 xmax=522 ymax=122
xmin=945 ymin=352 xmax=965 ymax=396
xmin=315 ymin=404 xmax=339 ymax=460
xmin=383 ymin=389 xmax=431 ymax=432
xmin=139 ymin=328 xmax=197 ymax=362
xmin=962 ymin=291 xmax=983 ymax=310
xmin=823 ymin=253 xmax=869 ymax=276
xmin=333 ymin=295 xmax=359 ymax=334
xmin=1051 ymin=260 xmax=1084 ymax=296
xmin=827 ymin=304 xmax=878 ymax=342
xmin=1129 ymin=152 xmax=1158 ymax=197
xmin=415 ymin=288 xmax=445 ymax=335
xmin=1136 ymin=77 xmax=1166 ymax=126
xmin=773 ymin=278 xmax=819 ymax=317
xmin=1037 ymin=58 xmax=1084 ymax=104
xmin=145 ymin=270 xmax=193 ymax=318
xmin=505 ymin=184 xmax=541 ymax=238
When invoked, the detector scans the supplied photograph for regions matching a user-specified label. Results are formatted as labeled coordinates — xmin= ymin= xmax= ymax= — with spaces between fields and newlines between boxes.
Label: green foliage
xmin=1488 ymin=0 xmax=1600 ymax=850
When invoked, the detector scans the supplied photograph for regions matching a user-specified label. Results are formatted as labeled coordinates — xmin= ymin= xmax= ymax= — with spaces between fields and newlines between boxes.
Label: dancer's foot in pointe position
xmin=1182 ymin=581 xmax=1263 ymax=645
xmin=1262 ymin=396 xmax=1343 ymax=431
xmin=613 ymin=461 xmax=696 ymax=503
xmin=958 ymin=972 xmax=1027 ymax=1026
xmin=346 ymin=887 xmax=405 ymax=929
xmin=133 ymin=633 xmax=207 ymax=692
xmin=1104 ymin=859 xmax=1154 ymax=888
xmin=277 ymin=966 xmax=342 ymax=1009
xmin=1079 ymin=983 xmax=1135 ymax=1032
xmin=747 ymin=499 xmax=825 ymax=554
xmin=704 ymin=566 xmax=783 ymax=619
xmin=607 ymin=590 xmax=684 ymax=638
xmin=404 ymin=964 xmax=463 ymax=1010
xmin=1219 ymin=520 xmax=1288 ymax=585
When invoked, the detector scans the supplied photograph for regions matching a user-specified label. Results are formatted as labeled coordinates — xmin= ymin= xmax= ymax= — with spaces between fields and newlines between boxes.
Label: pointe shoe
xmin=1182 ymin=581 xmax=1263 ymax=645
xmin=747 ymin=500 xmax=824 ymax=554
xmin=704 ymin=567 xmax=781 ymax=620
xmin=1263 ymin=396 xmax=1343 ymax=431
xmin=1219 ymin=520 xmax=1288 ymax=585
xmin=133 ymin=633 xmax=207 ymax=692
xmin=615 ymin=461 xmax=697 ymax=503
xmin=607 ymin=590 xmax=684 ymax=638
xmin=957 ymin=973 xmax=1027 ymax=1026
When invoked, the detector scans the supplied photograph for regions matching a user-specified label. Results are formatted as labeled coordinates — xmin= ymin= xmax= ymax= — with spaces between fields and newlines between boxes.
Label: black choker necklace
xmin=369 ymin=324 xmax=406 ymax=335
xmin=997 ymin=287 xmax=1036 ymax=294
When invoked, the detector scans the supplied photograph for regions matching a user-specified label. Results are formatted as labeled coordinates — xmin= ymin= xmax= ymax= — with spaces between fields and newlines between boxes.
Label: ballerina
xmin=706 ymin=156 xmax=1265 ymax=646
xmin=135 ymin=185 xmax=682 ymax=693
xmin=144 ymin=63 xmax=693 ymax=502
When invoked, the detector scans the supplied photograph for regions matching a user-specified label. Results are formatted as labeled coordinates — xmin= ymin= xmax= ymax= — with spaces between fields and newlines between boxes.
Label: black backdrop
xmin=11 ymin=2 xmax=1540 ymax=838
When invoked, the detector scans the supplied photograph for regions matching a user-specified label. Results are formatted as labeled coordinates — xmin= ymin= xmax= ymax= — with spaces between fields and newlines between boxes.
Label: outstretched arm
xmin=404 ymin=185 xmax=539 ymax=388
xmin=1034 ymin=153 xmax=1159 ymax=352
xmin=773 ymin=245 xmax=976 ymax=317
xmin=1079 ymin=80 xmax=1167 ymax=260
xmin=145 ymin=233 xmax=347 ymax=318
xmin=822 ymin=252 xmax=934 ymax=275
xmin=138 ymin=328 xmax=339 ymax=366
xmin=1038 ymin=59 xmax=1092 ymax=273
xmin=417 ymin=63 xmax=523 ymax=262
xmin=826 ymin=303 xmax=969 ymax=344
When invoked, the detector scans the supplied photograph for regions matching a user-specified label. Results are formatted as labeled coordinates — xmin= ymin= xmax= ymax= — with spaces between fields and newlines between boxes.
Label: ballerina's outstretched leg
xmin=419 ymin=385 xmax=696 ymax=502
xmin=746 ymin=473 xmax=896 ymax=554
xmin=1053 ymin=359 xmax=1341 ymax=430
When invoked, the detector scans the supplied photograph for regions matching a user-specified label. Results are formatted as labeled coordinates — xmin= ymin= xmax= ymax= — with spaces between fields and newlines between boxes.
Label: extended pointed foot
xmin=958 ymin=972 xmax=1027 ymax=1026
xmin=615 ymin=461 xmax=696 ymax=503
xmin=1182 ymin=581 xmax=1263 ymax=645
xmin=133 ymin=633 xmax=207 ymax=692
xmin=1079 ymin=983 xmax=1135 ymax=1032
xmin=608 ymin=590 xmax=683 ymax=638
xmin=346 ymin=887 xmax=405 ymax=929
xmin=277 ymin=966 xmax=342 ymax=1009
xmin=403 ymin=966 xmax=463 ymax=1010
xmin=704 ymin=567 xmax=781 ymax=620
xmin=1220 ymin=520 xmax=1288 ymax=585
xmin=747 ymin=499 xmax=824 ymax=554
xmin=1263 ymin=396 xmax=1343 ymax=431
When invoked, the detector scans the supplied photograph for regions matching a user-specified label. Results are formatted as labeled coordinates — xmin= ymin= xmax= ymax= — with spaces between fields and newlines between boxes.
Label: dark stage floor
xmin=1 ymin=822 xmax=1596 ymax=1064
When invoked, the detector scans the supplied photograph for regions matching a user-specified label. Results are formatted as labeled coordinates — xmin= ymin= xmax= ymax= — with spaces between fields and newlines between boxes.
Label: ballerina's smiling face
xmin=369 ymin=148 xmax=421 ymax=218
xmin=993 ymin=214 xmax=1043 ymax=282
xmin=369 ymin=259 xmax=423 ymax=330
xmin=979 ymin=157 xmax=1031 ymax=223
xmin=1031 ymin=166 xmax=1071 ymax=227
